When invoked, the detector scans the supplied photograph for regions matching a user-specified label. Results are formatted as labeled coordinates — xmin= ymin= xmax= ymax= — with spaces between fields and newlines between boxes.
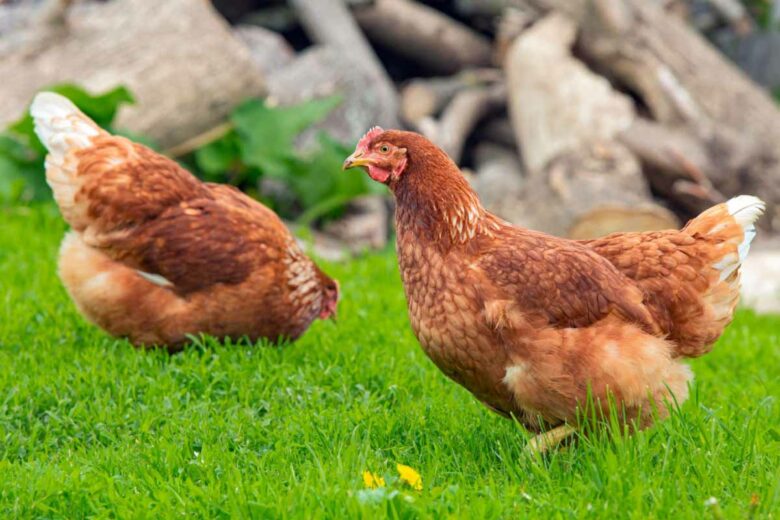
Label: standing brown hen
xmin=344 ymin=128 xmax=764 ymax=451
xmin=32 ymin=92 xmax=339 ymax=350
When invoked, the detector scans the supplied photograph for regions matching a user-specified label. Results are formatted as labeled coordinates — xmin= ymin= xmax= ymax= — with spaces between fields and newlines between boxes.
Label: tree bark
xmin=353 ymin=0 xmax=493 ymax=74
xmin=430 ymin=82 xmax=506 ymax=163
xmin=289 ymin=0 xmax=398 ymax=129
xmin=504 ymin=12 xmax=676 ymax=237
xmin=400 ymin=69 xmax=502 ymax=125
xmin=504 ymin=13 xmax=635 ymax=172
xmin=523 ymin=142 xmax=679 ymax=239
xmin=0 ymin=0 xmax=266 ymax=149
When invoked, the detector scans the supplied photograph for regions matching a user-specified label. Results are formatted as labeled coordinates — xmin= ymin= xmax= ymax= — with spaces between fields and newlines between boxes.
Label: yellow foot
xmin=525 ymin=424 xmax=577 ymax=455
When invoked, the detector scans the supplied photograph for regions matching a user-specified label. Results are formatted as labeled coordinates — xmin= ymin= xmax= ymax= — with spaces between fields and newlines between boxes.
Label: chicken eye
xmin=379 ymin=145 xmax=390 ymax=153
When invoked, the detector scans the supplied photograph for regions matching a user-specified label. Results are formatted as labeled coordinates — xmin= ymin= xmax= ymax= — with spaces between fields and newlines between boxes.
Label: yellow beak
xmin=343 ymin=152 xmax=370 ymax=170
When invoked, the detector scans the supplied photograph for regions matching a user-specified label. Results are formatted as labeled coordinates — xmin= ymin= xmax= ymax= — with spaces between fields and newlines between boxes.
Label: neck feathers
xmin=393 ymin=151 xmax=490 ymax=247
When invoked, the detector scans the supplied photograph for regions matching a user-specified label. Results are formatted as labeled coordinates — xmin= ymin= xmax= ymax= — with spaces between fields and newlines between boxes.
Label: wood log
xmin=454 ymin=0 xmax=538 ymax=18
xmin=504 ymin=13 xmax=635 ymax=173
xmin=469 ymin=142 xmax=527 ymax=225
xmin=432 ymin=82 xmax=507 ymax=163
xmin=477 ymin=116 xmax=519 ymax=150
xmin=504 ymin=12 xmax=676 ymax=237
xmin=618 ymin=118 xmax=725 ymax=215
xmin=567 ymin=0 xmax=772 ymax=133
xmin=237 ymin=0 xmax=373 ymax=33
xmin=322 ymin=195 xmax=389 ymax=251
xmin=0 ymin=0 xmax=266 ymax=149
xmin=238 ymin=4 xmax=300 ymax=33
xmin=522 ymin=142 xmax=679 ymax=238
xmin=741 ymin=248 xmax=780 ymax=315
xmin=523 ymin=0 xmax=780 ymax=230
xmin=708 ymin=0 xmax=754 ymax=35
xmin=717 ymin=31 xmax=780 ymax=91
xmin=233 ymin=24 xmax=295 ymax=77
xmin=494 ymin=6 xmax=537 ymax=64
xmin=353 ymin=0 xmax=493 ymax=74
xmin=0 ymin=0 xmax=72 ymax=56
xmin=288 ymin=0 xmax=398 ymax=129
xmin=400 ymin=69 xmax=502 ymax=125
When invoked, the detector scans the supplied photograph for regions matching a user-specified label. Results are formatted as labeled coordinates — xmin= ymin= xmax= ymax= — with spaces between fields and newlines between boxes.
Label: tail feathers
xmin=684 ymin=195 xmax=766 ymax=327
xmin=684 ymin=195 xmax=764 ymax=325
xmin=31 ymin=92 xmax=102 ymax=163
xmin=685 ymin=195 xmax=765 ymax=278
xmin=710 ymin=196 xmax=765 ymax=282
xmin=31 ymin=92 xmax=106 ymax=229
xmin=726 ymin=195 xmax=764 ymax=263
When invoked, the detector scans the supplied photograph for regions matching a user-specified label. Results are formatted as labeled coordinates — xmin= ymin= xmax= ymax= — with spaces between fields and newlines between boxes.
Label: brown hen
xmin=32 ymin=92 xmax=338 ymax=350
xmin=344 ymin=128 xmax=764 ymax=451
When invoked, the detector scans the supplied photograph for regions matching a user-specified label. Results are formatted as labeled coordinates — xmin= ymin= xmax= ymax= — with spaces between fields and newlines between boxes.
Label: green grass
xmin=0 ymin=204 xmax=779 ymax=519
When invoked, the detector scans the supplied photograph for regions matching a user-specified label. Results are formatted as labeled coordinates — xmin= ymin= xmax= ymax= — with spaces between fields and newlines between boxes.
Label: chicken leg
xmin=525 ymin=424 xmax=577 ymax=455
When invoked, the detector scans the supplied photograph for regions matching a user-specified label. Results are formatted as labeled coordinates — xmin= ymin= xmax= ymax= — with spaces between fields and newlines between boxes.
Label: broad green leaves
xmin=233 ymin=96 xmax=341 ymax=178
xmin=192 ymin=96 xmax=384 ymax=223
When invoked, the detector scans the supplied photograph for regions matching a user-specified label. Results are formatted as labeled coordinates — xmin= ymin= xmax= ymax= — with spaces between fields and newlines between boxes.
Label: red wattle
xmin=368 ymin=166 xmax=390 ymax=183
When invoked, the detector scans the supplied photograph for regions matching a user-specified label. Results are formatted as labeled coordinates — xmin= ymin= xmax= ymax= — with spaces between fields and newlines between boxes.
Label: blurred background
xmin=0 ymin=0 xmax=778 ymax=312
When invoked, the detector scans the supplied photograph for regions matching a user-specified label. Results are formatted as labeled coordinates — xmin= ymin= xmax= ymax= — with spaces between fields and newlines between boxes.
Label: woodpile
xmin=1 ymin=0 xmax=779 ymax=238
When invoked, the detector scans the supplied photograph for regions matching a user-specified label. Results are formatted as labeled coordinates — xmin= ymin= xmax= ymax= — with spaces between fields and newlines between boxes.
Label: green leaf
xmin=288 ymin=133 xmax=384 ymax=222
xmin=0 ymin=133 xmax=49 ymax=201
xmin=194 ymin=131 xmax=242 ymax=180
xmin=0 ymin=155 xmax=26 ymax=201
xmin=232 ymin=96 xmax=342 ymax=177
xmin=0 ymin=135 xmax=37 ymax=164
xmin=0 ymin=153 xmax=50 ymax=202
xmin=181 ymin=95 xmax=381 ymax=222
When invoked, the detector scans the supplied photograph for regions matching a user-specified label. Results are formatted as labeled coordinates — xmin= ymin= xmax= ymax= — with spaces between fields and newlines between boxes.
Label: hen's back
xmin=31 ymin=92 xmax=207 ymax=236
xmin=584 ymin=196 xmax=765 ymax=357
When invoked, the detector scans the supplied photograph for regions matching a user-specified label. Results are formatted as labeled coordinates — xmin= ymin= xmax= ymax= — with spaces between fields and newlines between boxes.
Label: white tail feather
xmin=725 ymin=195 xmax=765 ymax=263
xmin=30 ymin=92 xmax=100 ymax=163
xmin=707 ymin=195 xmax=765 ymax=283
xmin=30 ymin=92 xmax=104 ymax=228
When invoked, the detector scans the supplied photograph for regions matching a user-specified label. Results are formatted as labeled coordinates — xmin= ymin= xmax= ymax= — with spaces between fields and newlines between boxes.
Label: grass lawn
xmin=1 ymin=204 xmax=779 ymax=519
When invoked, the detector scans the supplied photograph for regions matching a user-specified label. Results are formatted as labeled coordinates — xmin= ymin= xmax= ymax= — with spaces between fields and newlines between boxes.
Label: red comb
xmin=356 ymin=126 xmax=384 ymax=150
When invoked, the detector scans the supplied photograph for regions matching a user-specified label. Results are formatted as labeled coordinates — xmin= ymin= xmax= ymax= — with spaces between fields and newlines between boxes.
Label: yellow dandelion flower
xmin=396 ymin=463 xmax=422 ymax=491
xmin=362 ymin=470 xmax=385 ymax=489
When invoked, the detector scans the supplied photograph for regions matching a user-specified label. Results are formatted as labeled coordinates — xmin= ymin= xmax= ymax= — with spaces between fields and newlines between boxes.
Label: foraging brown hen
xmin=32 ymin=92 xmax=338 ymax=350
xmin=344 ymin=127 xmax=764 ymax=450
